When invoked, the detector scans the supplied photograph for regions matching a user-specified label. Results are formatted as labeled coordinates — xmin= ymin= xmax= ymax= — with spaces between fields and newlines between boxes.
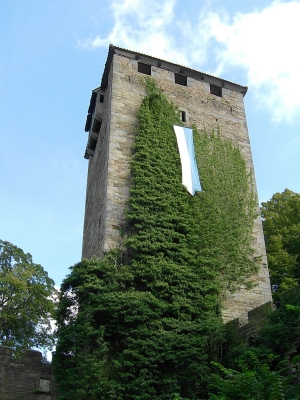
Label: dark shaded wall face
xmin=0 ymin=346 xmax=58 ymax=399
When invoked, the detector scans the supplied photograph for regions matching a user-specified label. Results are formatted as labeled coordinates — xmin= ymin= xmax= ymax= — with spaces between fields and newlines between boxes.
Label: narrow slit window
xmin=99 ymin=94 xmax=104 ymax=103
xmin=181 ymin=111 xmax=186 ymax=122
xmin=92 ymin=118 xmax=102 ymax=134
xmin=210 ymin=84 xmax=222 ymax=97
xmin=175 ymin=73 xmax=187 ymax=86
xmin=138 ymin=62 xmax=151 ymax=75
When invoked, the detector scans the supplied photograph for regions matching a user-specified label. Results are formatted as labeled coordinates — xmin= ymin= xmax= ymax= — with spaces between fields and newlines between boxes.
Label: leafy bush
xmin=208 ymin=288 xmax=300 ymax=400
xmin=209 ymin=353 xmax=289 ymax=400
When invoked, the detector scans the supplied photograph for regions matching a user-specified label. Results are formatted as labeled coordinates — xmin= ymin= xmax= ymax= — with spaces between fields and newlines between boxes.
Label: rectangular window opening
xmin=89 ymin=138 xmax=97 ymax=152
xmin=210 ymin=84 xmax=222 ymax=97
xmin=92 ymin=118 xmax=102 ymax=134
xmin=99 ymin=94 xmax=104 ymax=103
xmin=181 ymin=111 xmax=186 ymax=123
xmin=175 ymin=73 xmax=187 ymax=86
xmin=138 ymin=62 xmax=151 ymax=75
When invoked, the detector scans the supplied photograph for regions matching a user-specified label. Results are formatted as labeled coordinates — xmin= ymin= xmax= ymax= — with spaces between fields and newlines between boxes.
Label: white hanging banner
xmin=173 ymin=125 xmax=202 ymax=195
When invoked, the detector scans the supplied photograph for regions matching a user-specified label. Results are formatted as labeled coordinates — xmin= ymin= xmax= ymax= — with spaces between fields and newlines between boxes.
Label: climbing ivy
xmin=54 ymin=78 xmax=258 ymax=399
xmin=192 ymin=128 xmax=258 ymax=292
xmin=126 ymin=79 xmax=258 ymax=295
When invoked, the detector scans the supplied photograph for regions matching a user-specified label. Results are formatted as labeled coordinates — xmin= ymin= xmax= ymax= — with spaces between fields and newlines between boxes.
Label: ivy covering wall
xmin=126 ymin=79 xmax=258 ymax=294
xmin=54 ymin=79 xmax=258 ymax=399
xmin=192 ymin=127 xmax=257 ymax=293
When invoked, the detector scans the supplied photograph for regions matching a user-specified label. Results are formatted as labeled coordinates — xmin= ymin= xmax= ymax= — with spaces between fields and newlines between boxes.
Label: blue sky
xmin=1 ymin=0 xmax=299 ymax=286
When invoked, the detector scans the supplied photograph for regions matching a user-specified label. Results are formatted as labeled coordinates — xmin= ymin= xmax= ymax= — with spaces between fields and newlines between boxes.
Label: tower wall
xmin=82 ymin=47 xmax=272 ymax=322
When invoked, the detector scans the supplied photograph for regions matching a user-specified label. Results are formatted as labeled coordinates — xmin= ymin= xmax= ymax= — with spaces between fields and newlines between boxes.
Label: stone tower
xmin=82 ymin=44 xmax=272 ymax=322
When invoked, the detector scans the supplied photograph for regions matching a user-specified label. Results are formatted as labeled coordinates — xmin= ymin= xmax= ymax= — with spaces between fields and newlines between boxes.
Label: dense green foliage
xmin=192 ymin=128 xmax=257 ymax=293
xmin=209 ymin=354 xmax=289 ymax=400
xmin=0 ymin=239 xmax=57 ymax=353
xmin=54 ymin=254 xmax=224 ymax=399
xmin=208 ymin=287 xmax=300 ymax=399
xmin=261 ymin=189 xmax=300 ymax=303
xmin=126 ymin=79 xmax=257 ymax=295
xmin=55 ymin=79 xmax=258 ymax=399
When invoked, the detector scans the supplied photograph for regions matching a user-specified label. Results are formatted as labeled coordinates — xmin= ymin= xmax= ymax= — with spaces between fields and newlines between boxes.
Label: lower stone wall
xmin=0 ymin=347 xmax=58 ymax=400
xmin=227 ymin=301 xmax=273 ymax=341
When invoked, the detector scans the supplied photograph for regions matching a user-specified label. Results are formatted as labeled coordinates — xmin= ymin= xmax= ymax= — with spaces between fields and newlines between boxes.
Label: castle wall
xmin=82 ymin=51 xmax=272 ymax=322
xmin=82 ymin=79 xmax=113 ymax=258
xmin=0 ymin=347 xmax=58 ymax=400
xmin=228 ymin=301 xmax=273 ymax=341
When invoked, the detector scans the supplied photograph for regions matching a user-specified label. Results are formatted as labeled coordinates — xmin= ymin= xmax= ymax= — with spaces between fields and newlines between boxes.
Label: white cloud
xmin=81 ymin=0 xmax=300 ymax=123
xmin=205 ymin=1 xmax=300 ymax=122
xmin=80 ymin=0 xmax=189 ymax=65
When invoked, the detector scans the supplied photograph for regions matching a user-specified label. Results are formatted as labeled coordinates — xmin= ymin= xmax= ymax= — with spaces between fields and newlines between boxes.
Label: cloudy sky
xmin=1 ymin=0 xmax=299 ymax=286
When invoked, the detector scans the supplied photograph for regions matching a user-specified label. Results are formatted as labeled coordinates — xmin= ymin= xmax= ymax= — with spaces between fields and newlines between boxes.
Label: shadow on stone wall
xmin=0 ymin=346 xmax=58 ymax=400
xmin=227 ymin=301 xmax=273 ymax=342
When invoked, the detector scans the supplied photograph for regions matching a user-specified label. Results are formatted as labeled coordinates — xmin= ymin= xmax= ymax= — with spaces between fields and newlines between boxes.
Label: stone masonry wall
xmin=82 ymin=79 xmax=113 ymax=258
xmin=0 ymin=347 xmax=58 ymax=400
xmin=227 ymin=301 xmax=273 ymax=341
xmin=83 ymin=52 xmax=272 ymax=322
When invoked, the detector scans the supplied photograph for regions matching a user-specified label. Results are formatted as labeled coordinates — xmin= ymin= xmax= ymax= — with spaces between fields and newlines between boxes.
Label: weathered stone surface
xmin=82 ymin=47 xmax=272 ymax=322
xmin=0 ymin=347 xmax=58 ymax=399
xmin=227 ymin=301 xmax=273 ymax=341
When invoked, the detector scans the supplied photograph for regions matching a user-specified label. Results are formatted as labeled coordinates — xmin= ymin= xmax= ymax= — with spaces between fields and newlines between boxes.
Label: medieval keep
xmin=82 ymin=44 xmax=272 ymax=323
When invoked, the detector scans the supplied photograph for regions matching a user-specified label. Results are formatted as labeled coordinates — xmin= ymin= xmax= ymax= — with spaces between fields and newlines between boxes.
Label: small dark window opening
xmin=138 ymin=62 xmax=151 ymax=75
xmin=181 ymin=111 xmax=186 ymax=122
xmin=175 ymin=73 xmax=187 ymax=86
xmin=210 ymin=84 xmax=222 ymax=97
xmin=90 ymin=138 xmax=97 ymax=152
xmin=92 ymin=118 xmax=102 ymax=134
xmin=99 ymin=94 xmax=104 ymax=103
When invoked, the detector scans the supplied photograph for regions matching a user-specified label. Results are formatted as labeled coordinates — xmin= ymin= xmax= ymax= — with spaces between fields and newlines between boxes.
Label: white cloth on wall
xmin=173 ymin=125 xmax=202 ymax=195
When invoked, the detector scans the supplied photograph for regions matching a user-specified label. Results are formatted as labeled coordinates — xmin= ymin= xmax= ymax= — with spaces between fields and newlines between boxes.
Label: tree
xmin=0 ymin=239 xmax=57 ymax=353
xmin=261 ymin=189 xmax=300 ymax=303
